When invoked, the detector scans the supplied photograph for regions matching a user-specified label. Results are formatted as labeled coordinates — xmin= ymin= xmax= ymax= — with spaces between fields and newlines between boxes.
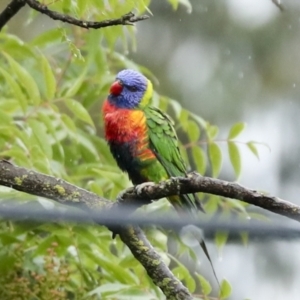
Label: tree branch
xmin=0 ymin=0 xmax=25 ymax=31
xmin=25 ymin=0 xmax=149 ymax=29
xmin=119 ymin=172 xmax=300 ymax=223
xmin=0 ymin=160 xmax=192 ymax=300
xmin=119 ymin=226 xmax=193 ymax=300
xmin=0 ymin=0 xmax=149 ymax=31
xmin=1 ymin=160 xmax=299 ymax=298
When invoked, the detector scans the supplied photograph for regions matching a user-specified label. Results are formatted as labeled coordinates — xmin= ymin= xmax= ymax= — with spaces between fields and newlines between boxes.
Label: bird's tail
xmin=168 ymin=194 xmax=220 ymax=288
xmin=169 ymin=193 xmax=205 ymax=214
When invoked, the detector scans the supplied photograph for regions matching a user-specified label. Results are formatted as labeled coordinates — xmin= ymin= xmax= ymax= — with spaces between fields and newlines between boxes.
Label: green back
xmin=144 ymin=106 xmax=187 ymax=178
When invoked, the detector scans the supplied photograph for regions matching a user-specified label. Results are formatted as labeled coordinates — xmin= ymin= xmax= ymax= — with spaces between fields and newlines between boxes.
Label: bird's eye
xmin=127 ymin=86 xmax=137 ymax=92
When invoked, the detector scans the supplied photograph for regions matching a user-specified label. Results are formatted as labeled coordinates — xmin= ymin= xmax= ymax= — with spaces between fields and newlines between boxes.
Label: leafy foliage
xmin=0 ymin=0 xmax=260 ymax=299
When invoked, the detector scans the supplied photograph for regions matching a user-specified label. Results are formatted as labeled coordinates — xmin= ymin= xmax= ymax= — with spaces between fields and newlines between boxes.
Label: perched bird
xmin=102 ymin=69 xmax=204 ymax=215
xmin=102 ymin=69 xmax=218 ymax=283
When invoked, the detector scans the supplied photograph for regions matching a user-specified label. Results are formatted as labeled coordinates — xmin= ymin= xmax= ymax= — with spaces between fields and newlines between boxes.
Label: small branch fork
xmin=0 ymin=0 xmax=149 ymax=31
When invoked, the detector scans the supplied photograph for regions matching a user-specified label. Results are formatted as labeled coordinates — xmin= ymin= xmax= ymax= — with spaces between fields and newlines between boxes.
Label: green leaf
xmin=30 ymin=28 xmax=62 ymax=47
xmin=41 ymin=54 xmax=56 ymax=100
xmin=240 ymin=231 xmax=249 ymax=246
xmin=228 ymin=122 xmax=246 ymax=139
xmin=190 ymin=112 xmax=207 ymax=128
xmin=206 ymin=124 xmax=219 ymax=140
xmin=192 ymin=146 xmax=206 ymax=175
xmin=228 ymin=141 xmax=241 ymax=178
xmin=30 ymin=144 xmax=50 ymax=173
xmin=247 ymin=141 xmax=259 ymax=159
xmin=65 ymin=99 xmax=95 ymax=128
xmin=215 ymin=231 xmax=228 ymax=253
xmin=219 ymin=279 xmax=232 ymax=299
xmin=195 ymin=273 xmax=212 ymax=295
xmin=187 ymin=120 xmax=200 ymax=142
xmin=61 ymin=113 xmax=77 ymax=136
xmin=3 ymin=52 xmax=40 ymax=105
xmin=172 ymin=265 xmax=196 ymax=293
xmin=169 ymin=99 xmax=182 ymax=118
xmin=0 ymin=148 xmax=30 ymax=166
xmin=208 ymin=142 xmax=222 ymax=177
xmin=28 ymin=119 xmax=53 ymax=159
xmin=0 ymin=67 xmax=27 ymax=112
xmin=87 ymin=250 xmax=138 ymax=285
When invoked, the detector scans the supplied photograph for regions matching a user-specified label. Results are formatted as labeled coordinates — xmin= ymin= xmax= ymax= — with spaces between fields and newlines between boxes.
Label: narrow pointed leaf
xmin=219 ymin=279 xmax=232 ymax=299
xmin=28 ymin=119 xmax=52 ymax=159
xmin=3 ymin=53 xmax=40 ymax=104
xmin=192 ymin=146 xmax=206 ymax=175
xmin=228 ymin=122 xmax=246 ymax=139
xmin=195 ymin=273 xmax=212 ymax=295
xmin=208 ymin=142 xmax=222 ymax=177
xmin=187 ymin=120 xmax=200 ymax=142
xmin=228 ymin=141 xmax=241 ymax=178
xmin=247 ymin=141 xmax=259 ymax=159
xmin=215 ymin=231 xmax=228 ymax=253
xmin=41 ymin=54 xmax=56 ymax=100
xmin=65 ymin=99 xmax=95 ymax=128
xmin=0 ymin=67 xmax=27 ymax=112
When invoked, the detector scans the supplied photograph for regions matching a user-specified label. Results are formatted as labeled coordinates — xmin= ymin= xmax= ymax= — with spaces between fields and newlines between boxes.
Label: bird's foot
xmin=135 ymin=181 xmax=156 ymax=196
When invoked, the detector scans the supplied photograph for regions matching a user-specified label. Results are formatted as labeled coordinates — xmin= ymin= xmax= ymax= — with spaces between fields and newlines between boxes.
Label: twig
xmin=0 ymin=0 xmax=25 ymax=31
xmin=272 ymin=0 xmax=284 ymax=12
xmin=0 ymin=0 xmax=149 ymax=31
xmin=25 ymin=0 xmax=149 ymax=29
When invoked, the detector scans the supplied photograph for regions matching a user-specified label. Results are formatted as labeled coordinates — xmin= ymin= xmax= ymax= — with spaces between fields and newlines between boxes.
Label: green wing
xmin=144 ymin=106 xmax=201 ymax=212
xmin=145 ymin=106 xmax=186 ymax=177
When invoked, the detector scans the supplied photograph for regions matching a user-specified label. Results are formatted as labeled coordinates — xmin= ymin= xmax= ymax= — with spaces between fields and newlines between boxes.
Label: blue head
xmin=108 ymin=69 xmax=153 ymax=109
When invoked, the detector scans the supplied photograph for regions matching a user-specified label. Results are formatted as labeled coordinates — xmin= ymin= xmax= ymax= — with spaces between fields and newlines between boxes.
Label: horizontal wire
xmin=0 ymin=201 xmax=299 ymax=239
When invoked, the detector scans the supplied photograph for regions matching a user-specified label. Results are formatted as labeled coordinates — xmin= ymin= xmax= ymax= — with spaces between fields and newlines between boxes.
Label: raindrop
xmin=293 ymin=83 xmax=296 ymax=88
xmin=238 ymin=72 xmax=244 ymax=79
xmin=248 ymin=56 xmax=252 ymax=60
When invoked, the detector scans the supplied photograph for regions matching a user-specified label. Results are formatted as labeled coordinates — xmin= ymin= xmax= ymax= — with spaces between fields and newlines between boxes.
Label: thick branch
xmin=119 ymin=226 xmax=193 ymax=300
xmin=0 ymin=160 xmax=110 ymax=209
xmin=119 ymin=172 xmax=300 ymax=222
xmin=0 ymin=160 xmax=192 ymax=300
xmin=25 ymin=0 xmax=149 ymax=29
xmin=0 ymin=0 xmax=25 ymax=31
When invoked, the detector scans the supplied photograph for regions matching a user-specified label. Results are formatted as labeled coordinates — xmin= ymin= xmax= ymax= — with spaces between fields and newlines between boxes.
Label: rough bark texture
xmin=119 ymin=226 xmax=193 ymax=300
xmin=119 ymin=172 xmax=300 ymax=222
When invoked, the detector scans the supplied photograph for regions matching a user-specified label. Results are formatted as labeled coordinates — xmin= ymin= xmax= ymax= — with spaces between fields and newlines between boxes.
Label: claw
xmin=135 ymin=181 xmax=156 ymax=196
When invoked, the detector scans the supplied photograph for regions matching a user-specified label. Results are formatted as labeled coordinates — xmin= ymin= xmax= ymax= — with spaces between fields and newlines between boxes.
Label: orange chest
xmin=102 ymin=101 xmax=148 ymax=143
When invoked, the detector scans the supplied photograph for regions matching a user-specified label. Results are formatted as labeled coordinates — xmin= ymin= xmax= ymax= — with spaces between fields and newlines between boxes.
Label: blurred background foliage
xmin=0 ymin=0 xmax=299 ymax=299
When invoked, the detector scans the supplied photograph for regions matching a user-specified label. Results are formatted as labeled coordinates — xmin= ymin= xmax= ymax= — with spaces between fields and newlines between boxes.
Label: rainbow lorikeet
xmin=102 ymin=69 xmax=204 ymax=215
xmin=102 ymin=70 xmax=218 ymax=282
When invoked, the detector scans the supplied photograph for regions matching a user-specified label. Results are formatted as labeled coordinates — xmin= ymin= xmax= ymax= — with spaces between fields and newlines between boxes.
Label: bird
xmin=102 ymin=69 xmax=204 ymax=215
xmin=102 ymin=69 xmax=218 ymax=284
